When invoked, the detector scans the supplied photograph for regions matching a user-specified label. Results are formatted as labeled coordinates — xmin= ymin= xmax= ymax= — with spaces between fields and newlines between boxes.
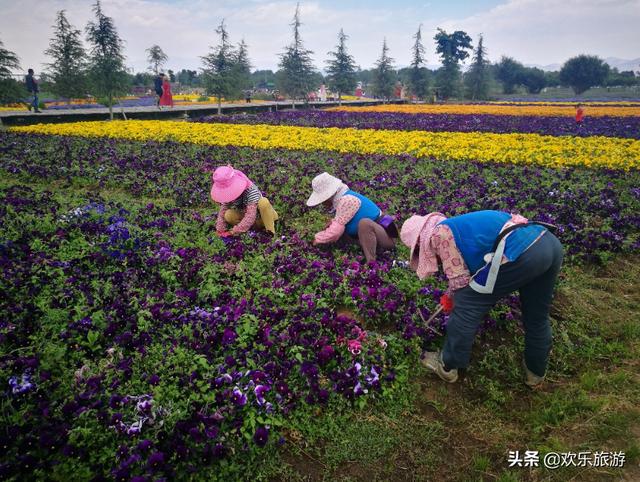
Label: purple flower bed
xmin=194 ymin=110 xmax=640 ymax=139
xmin=0 ymin=131 xmax=638 ymax=479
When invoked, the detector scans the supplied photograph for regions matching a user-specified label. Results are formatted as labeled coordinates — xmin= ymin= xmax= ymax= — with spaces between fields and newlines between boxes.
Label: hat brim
xmin=211 ymin=178 xmax=248 ymax=203
xmin=306 ymin=191 xmax=332 ymax=207
xmin=306 ymin=178 xmax=342 ymax=207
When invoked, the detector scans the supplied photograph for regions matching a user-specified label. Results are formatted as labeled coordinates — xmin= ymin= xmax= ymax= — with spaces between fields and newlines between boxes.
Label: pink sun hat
xmin=400 ymin=212 xmax=447 ymax=280
xmin=210 ymin=166 xmax=251 ymax=203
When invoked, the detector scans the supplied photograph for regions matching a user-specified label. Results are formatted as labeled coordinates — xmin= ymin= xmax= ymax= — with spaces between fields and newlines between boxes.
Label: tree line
xmin=1 ymin=1 xmax=638 ymax=113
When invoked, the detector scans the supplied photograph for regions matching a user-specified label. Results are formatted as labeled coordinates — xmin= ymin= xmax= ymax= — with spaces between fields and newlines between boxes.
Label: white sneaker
xmin=422 ymin=351 xmax=458 ymax=383
xmin=522 ymin=358 xmax=544 ymax=388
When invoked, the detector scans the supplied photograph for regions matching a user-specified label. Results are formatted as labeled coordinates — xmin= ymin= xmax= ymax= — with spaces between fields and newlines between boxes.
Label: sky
xmin=1 ymin=0 xmax=639 ymax=75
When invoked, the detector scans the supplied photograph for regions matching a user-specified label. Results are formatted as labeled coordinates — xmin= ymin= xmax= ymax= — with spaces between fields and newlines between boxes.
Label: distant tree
xmin=85 ymin=0 xmax=129 ymax=120
xmin=372 ymin=38 xmax=396 ymax=101
xmin=325 ymin=29 xmax=357 ymax=105
xmin=464 ymin=34 xmax=490 ymax=100
xmin=233 ymin=39 xmax=252 ymax=92
xmin=252 ymin=69 xmax=275 ymax=90
xmin=520 ymin=66 xmax=546 ymax=94
xmin=44 ymin=10 xmax=87 ymax=103
xmin=434 ymin=28 xmax=472 ymax=99
xmin=0 ymin=38 xmax=20 ymax=78
xmin=146 ymin=45 xmax=168 ymax=75
xmin=132 ymin=72 xmax=153 ymax=87
xmin=278 ymin=3 xmax=316 ymax=108
xmin=559 ymin=55 xmax=610 ymax=95
xmin=495 ymin=56 xmax=525 ymax=94
xmin=408 ymin=25 xmax=429 ymax=101
xmin=167 ymin=69 xmax=175 ymax=82
xmin=544 ymin=70 xmax=560 ymax=87
xmin=0 ymin=38 xmax=25 ymax=104
xmin=201 ymin=19 xmax=238 ymax=114
xmin=177 ymin=69 xmax=200 ymax=87
xmin=605 ymin=68 xmax=638 ymax=87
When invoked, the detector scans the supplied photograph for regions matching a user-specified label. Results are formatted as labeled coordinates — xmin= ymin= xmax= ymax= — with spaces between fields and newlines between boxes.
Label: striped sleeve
xmin=242 ymin=184 xmax=262 ymax=206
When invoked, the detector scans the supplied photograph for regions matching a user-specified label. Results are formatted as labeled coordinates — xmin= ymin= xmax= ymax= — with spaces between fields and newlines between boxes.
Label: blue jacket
xmin=154 ymin=76 xmax=163 ymax=92
xmin=343 ymin=190 xmax=381 ymax=237
xmin=25 ymin=74 xmax=38 ymax=93
xmin=439 ymin=210 xmax=546 ymax=274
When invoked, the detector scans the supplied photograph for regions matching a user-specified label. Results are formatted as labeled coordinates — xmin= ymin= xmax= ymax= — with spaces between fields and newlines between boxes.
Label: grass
xmin=257 ymin=256 xmax=640 ymax=481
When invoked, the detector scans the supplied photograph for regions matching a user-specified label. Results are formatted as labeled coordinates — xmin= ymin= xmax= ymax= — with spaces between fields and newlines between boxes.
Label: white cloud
xmin=0 ymin=0 xmax=638 ymax=75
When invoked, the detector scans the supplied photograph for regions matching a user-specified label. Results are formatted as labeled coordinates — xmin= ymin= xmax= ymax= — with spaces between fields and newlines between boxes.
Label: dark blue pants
xmin=442 ymin=232 xmax=564 ymax=377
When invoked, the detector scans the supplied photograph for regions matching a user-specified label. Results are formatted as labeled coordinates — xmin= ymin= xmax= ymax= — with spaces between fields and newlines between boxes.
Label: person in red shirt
xmin=575 ymin=103 xmax=585 ymax=125
xmin=159 ymin=76 xmax=173 ymax=108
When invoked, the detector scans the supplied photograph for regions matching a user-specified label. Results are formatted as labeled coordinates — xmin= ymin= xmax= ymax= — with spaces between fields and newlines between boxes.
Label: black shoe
xmin=34 ymin=110 xmax=42 ymax=113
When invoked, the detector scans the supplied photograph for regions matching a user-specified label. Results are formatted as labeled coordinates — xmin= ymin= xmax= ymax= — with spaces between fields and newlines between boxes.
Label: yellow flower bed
xmin=0 ymin=106 xmax=28 ymax=111
xmin=10 ymin=120 xmax=639 ymax=170
xmin=485 ymin=101 xmax=640 ymax=106
xmin=329 ymin=104 xmax=640 ymax=117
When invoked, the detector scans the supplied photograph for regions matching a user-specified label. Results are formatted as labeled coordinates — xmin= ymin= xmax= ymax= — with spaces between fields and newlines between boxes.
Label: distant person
xmin=154 ymin=73 xmax=164 ymax=108
xmin=245 ymin=90 xmax=252 ymax=103
xmin=25 ymin=68 xmax=41 ymax=113
xmin=575 ymin=103 xmax=585 ymax=126
xmin=159 ymin=75 xmax=173 ymax=108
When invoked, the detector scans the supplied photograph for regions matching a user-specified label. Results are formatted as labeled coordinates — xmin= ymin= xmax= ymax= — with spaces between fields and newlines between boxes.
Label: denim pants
xmin=30 ymin=93 xmax=39 ymax=110
xmin=442 ymin=232 xmax=564 ymax=377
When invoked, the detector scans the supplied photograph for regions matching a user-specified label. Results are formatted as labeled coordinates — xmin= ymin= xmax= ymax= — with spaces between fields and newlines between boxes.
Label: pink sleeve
xmin=231 ymin=202 xmax=257 ymax=234
xmin=216 ymin=205 xmax=228 ymax=232
xmin=431 ymin=225 xmax=471 ymax=292
xmin=314 ymin=195 xmax=361 ymax=244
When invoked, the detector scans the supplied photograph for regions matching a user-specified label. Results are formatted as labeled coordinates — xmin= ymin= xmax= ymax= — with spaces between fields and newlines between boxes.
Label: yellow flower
xmin=10 ymin=120 xmax=639 ymax=170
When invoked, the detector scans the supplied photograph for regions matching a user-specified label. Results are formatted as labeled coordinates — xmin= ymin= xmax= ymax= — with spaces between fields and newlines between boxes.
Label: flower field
xmin=329 ymin=103 xmax=640 ymax=117
xmin=10 ymin=120 xmax=640 ymax=169
xmin=196 ymin=110 xmax=640 ymax=139
xmin=1 ymin=103 xmax=639 ymax=480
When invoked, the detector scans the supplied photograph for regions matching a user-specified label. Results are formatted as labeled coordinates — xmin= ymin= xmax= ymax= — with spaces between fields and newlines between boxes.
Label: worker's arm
xmin=313 ymin=195 xmax=361 ymax=244
xmin=430 ymin=224 xmax=471 ymax=292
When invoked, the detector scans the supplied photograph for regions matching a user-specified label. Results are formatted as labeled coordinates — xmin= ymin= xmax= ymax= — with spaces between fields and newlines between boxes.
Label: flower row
xmin=329 ymin=104 xmax=640 ymax=117
xmin=11 ymin=120 xmax=640 ymax=169
xmin=194 ymin=110 xmax=640 ymax=139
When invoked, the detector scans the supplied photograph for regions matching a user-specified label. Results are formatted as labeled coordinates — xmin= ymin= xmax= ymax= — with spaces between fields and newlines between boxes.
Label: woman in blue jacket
xmin=400 ymin=210 xmax=563 ymax=387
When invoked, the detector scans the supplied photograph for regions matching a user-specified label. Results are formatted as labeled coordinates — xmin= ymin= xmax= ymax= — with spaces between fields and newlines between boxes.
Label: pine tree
xmin=0 ymin=38 xmax=20 ymax=78
xmin=85 ymin=0 xmax=129 ymax=120
xmin=408 ymin=25 xmax=429 ymax=101
xmin=0 ymin=38 xmax=25 ymax=104
xmin=44 ymin=10 xmax=87 ymax=103
xmin=372 ymin=39 xmax=396 ymax=101
xmin=464 ymin=34 xmax=490 ymax=100
xmin=434 ymin=28 xmax=472 ymax=99
xmin=325 ymin=29 xmax=357 ymax=105
xmin=278 ymin=3 xmax=316 ymax=108
xmin=233 ymin=39 xmax=252 ymax=93
xmin=201 ymin=19 xmax=238 ymax=114
xmin=146 ymin=45 xmax=168 ymax=75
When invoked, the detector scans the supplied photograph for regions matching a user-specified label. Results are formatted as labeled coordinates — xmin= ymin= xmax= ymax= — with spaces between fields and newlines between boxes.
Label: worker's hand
xmin=217 ymin=230 xmax=232 ymax=237
xmin=440 ymin=293 xmax=454 ymax=314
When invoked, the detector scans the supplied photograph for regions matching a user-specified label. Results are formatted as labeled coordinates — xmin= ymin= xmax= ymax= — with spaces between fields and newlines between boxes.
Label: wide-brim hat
xmin=211 ymin=166 xmax=250 ymax=203
xmin=306 ymin=172 xmax=343 ymax=207
xmin=400 ymin=212 xmax=447 ymax=279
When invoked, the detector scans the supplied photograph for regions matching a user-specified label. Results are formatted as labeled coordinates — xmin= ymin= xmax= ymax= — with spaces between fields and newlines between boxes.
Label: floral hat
xmin=210 ymin=165 xmax=251 ymax=203
xmin=400 ymin=212 xmax=447 ymax=280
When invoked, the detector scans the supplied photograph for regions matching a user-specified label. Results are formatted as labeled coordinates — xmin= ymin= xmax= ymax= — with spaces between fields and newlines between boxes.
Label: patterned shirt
xmin=430 ymin=224 xmax=471 ymax=292
xmin=314 ymin=194 xmax=361 ymax=244
xmin=216 ymin=184 xmax=262 ymax=233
